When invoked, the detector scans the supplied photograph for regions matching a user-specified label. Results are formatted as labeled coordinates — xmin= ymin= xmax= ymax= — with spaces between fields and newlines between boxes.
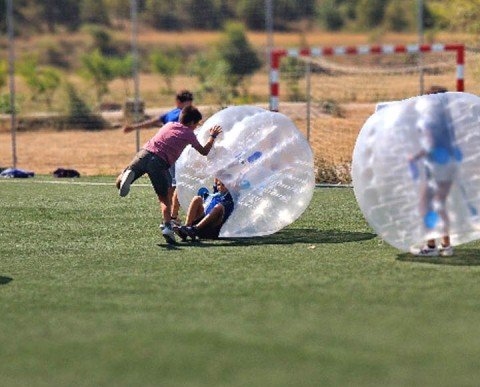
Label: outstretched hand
xmin=209 ymin=125 xmax=222 ymax=138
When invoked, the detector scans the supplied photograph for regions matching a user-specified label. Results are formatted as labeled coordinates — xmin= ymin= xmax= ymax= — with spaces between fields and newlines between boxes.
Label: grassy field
xmin=2 ymin=177 xmax=480 ymax=386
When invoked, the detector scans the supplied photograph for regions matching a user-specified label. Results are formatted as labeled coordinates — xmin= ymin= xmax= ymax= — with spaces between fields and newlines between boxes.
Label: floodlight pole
xmin=418 ymin=0 xmax=425 ymax=95
xmin=131 ymin=0 xmax=141 ymax=152
xmin=7 ymin=0 xmax=17 ymax=169
xmin=266 ymin=0 xmax=274 ymax=111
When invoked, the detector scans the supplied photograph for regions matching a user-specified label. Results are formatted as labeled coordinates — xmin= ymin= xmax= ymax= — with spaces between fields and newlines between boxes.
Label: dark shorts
xmin=126 ymin=149 xmax=172 ymax=197
xmin=193 ymin=215 xmax=223 ymax=239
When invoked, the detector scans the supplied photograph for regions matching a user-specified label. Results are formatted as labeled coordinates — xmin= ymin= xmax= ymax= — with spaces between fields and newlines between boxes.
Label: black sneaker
xmin=174 ymin=225 xmax=189 ymax=242
xmin=185 ymin=226 xmax=198 ymax=242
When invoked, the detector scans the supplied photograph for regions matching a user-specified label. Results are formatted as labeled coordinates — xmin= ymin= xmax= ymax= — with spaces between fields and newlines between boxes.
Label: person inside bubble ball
xmin=174 ymin=178 xmax=235 ymax=241
xmin=116 ymin=106 xmax=222 ymax=244
xmin=408 ymin=96 xmax=460 ymax=257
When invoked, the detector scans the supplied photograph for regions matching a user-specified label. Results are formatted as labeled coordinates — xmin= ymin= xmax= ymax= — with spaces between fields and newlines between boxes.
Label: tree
xmin=80 ymin=50 xmax=115 ymax=104
xmin=104 ymin=0 xmax=131 ymax=22
xmin=150 ymin=51 xmax=182 ymax=92
xmin=384 ymin=1 xmax=410 ymax=32
xmin=429 ymin=0 xmax=480 ymax=33
xmin=41 ymin=0 xmax=81 ymax=32
xmin=190 ymin=52 xmax=234 ymax=105
xmin=356 ymin=0 xmax=388 ymax=29
xmin=80 ymin=0 xmax=110 ymax=26
xmin=109 ymin=55 xmax=134 ymax=97
xmin=0 ymin=60 xmax=7 ymax=91
xmin=237 ymin=0 xmax=265 ymax=30
xmin=18 ymin=59 xmax=62 ymax=109
xmin=64 ymin=82 xmax=105 ymax=130
xmin=184 ymin=0 xmax=223 ymax=29
xmin=317 ymin=0 xmax=345 ymax=31
xmin=144 ymin=0 xmax=181 ymax=30
xmin=215 ymin=22 xmax=262 ymax=94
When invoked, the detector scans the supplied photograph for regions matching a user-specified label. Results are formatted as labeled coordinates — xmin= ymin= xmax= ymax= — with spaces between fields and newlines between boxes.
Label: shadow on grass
xmin=158 ymin=228 xmax=375 ymax=249
xmin=397 ymin=249 xmax=480 ymax=266
xmin=0 ymin=276 xmax=13 ymax=285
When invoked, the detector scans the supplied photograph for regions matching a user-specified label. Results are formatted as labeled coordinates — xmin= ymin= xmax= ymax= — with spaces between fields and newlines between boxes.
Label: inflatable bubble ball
xmin=176 ymin=106 xmax=315 ymax=238
xmin=352 ymin=92 xmax=480 ymax=252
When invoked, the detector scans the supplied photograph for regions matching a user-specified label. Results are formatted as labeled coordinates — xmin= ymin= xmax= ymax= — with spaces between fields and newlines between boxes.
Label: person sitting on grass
xmin=116 ymin=106 xmax=222 ymax=244
xmin=175 ymin=178 xmax=234 ymax=241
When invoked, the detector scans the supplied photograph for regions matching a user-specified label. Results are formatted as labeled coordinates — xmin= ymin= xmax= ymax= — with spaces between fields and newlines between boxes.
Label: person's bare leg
xmin=158 ymin=193 xmax=172 ymax=225
xmin=171 ymin=188 xmax=181 ymax=220
xmin=436 ymin=180 xmax=453 ymax=246
xmin=441 ymin=235 xmax=451 ymax=247
xmin=196 ymin=205 xmax=224 ymax=230
xmin=185 ymin=196 xmax=205 ymax=226
xmin=115 ymin=173 xmax=122 ymax=189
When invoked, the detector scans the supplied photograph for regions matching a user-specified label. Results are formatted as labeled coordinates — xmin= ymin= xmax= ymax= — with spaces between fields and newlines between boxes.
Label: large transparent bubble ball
xmin=352 ymin=92 xmax=480 ymax=252
xmin=176 ymin=106 xmax=315 ymax=237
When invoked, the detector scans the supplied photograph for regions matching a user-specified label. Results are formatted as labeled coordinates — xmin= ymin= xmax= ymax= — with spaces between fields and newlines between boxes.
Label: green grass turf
xmin=2 ymin=176 xmax=480 ymax=386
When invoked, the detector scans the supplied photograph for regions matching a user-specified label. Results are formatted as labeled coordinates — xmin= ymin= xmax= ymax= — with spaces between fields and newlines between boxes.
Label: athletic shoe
xmin=162 ymin=223 xmax=176 ymax=245
xmin=174 ymin=225 xmax=189 ymax=242
xmin=439 ymin=245 xmax=454 ymax=257
xmin=119 ymin=169 xmax=135 ymax=197
xmin=185 ymin=226 xmax=198 ymax=242
xmin=171 ymin=218 xmax=182 ymax=227
xmin=160 ymin=219 xmax=181 ymax=230
xmin=410 ymin=245 xmax=439 ymax=257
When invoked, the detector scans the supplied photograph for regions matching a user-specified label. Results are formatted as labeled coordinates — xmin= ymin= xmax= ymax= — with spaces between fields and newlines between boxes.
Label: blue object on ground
xmin=0 ymin=168 xmax=34 ymax=178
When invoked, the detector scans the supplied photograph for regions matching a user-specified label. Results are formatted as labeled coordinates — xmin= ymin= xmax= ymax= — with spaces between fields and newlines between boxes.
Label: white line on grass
xmin=0 ymin=179 xmax=351 ymax=188
xmin=0 ymin=179 xmax=151 ymax=187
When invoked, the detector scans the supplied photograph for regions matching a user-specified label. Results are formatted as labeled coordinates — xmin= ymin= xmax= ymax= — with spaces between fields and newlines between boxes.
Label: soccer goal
xmin=269 ymin=43 xmax=466 ymax=183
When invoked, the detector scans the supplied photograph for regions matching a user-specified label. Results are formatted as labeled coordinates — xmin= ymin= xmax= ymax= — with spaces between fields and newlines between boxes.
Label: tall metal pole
xmin=418 ymin=0 xmax=425 ymax=95
xmin=266 ymin=0 xmax=274 ymax=110
xmin=131 ymin=0 xmax=141 ymax=152
xmin=306 ymin=59 xmax=311 ymax=143
xmin=7 ymin=0 xmax=17 ymax=169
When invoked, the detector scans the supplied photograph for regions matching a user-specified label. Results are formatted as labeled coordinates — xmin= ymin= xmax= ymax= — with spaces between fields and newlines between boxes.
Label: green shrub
xmin=64 ymin=83 xmax=106 ymax=130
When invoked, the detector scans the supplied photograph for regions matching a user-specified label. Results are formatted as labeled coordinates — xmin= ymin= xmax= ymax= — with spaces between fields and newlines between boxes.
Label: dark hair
xmin=179 ymin=106 xmax=202 ymax=125
xmin=176 ymin=90 xmax=194 ymax=103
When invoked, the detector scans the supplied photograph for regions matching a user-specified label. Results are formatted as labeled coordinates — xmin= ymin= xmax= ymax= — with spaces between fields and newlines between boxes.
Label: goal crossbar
xmin=269 ymin=43 xmax=465 ymax=111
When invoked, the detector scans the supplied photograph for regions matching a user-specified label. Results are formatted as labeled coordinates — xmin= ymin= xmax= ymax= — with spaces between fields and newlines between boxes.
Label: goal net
xmin=270 ymin=44 xmax=466 ymax=184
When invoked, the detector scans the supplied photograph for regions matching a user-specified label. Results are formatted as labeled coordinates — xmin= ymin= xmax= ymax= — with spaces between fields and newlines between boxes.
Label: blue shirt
xmin=205 ymin=191 xmax=235 ymax=225
xmin=159 ymin=108 xmax=181 ymax=124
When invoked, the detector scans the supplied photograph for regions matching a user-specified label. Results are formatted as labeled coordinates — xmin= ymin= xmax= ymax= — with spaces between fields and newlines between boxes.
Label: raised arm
xmin=122 ymin=117 xmax=162 ymax=133
xmin=196 ymin=125 xmax=223 ymax=156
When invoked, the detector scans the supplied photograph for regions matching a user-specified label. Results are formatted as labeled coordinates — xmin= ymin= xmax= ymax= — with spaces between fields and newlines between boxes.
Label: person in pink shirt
xmin=116 ymin=106 xmax=222 ymax=244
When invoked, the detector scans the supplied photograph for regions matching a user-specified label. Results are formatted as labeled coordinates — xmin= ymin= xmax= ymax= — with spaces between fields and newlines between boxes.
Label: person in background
xmin=409 ymin=95 xmax=457 ymax=257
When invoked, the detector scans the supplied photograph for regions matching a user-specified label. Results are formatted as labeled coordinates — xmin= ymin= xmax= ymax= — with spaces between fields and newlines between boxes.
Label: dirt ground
xmin=0 ymin=102 xmax=375 ymax=177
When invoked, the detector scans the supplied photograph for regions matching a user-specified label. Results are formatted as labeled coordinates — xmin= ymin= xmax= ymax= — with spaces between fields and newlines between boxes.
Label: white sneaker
xmin=410 ymin=245 xmax=439 ymax=257
xmin=439 ymin=245 xmax=454 ymax=257
xmin=162 ymin=224 xmax=176 ymax=245
xmin=119 ymin=169 xmax=135 ymax=197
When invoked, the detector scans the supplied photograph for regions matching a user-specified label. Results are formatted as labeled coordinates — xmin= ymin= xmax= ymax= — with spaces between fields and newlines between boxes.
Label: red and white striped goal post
xmin=269 ymin=43 xmax=465 ymax=111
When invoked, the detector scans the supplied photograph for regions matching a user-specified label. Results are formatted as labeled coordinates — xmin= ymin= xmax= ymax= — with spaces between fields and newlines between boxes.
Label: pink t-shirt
xmin=143 ymin=122 xmax=202 ymax=166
